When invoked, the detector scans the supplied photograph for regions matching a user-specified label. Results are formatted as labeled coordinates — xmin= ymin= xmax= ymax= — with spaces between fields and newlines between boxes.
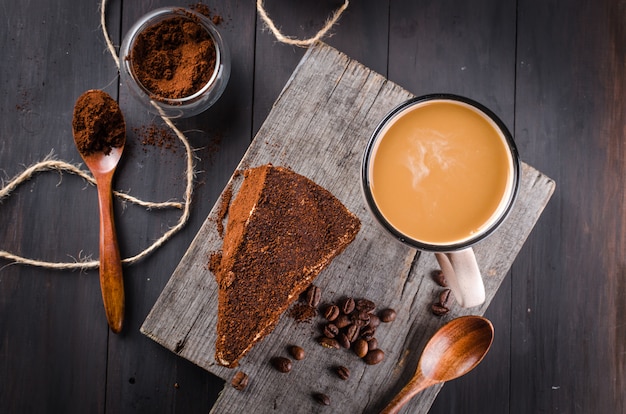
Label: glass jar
xmin=120 ymin=7 xmax=230 ymax=118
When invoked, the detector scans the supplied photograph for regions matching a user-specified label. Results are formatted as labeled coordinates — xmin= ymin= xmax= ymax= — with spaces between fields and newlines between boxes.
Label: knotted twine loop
xmin=0 ymin=0 xmax=196 ymax=270
xmin=256 ymin=0 xmax=349 ymax=47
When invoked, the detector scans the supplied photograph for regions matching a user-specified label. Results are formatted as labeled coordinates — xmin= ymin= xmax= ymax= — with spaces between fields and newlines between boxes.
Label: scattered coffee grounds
xmin=133 ymin=124 xmax=177 ymax=153
xmin=15 ymin=89 xmax=32 ymax=112
xmin=208 ymin=251 xmax=222 ymax=274
xmin=288 ymin=284 xmax=322 ymax=323
xmin=204 ymin=130 xmax=223 ymax=165
xmin=130 ymin=12 xmax=217 ymax=100
xmin=190 ymin=3 xmax=224 ymax=25
xmin=72 ymin=90 xmax=125 ymax=156
xmin=215 ymin=182 xmax=233 ymax=238
xmin=288 ymin=303 xmax=317 ymax=323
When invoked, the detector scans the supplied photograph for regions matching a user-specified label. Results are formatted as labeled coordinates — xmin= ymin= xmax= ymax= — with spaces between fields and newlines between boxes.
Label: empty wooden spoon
xmin=381 ymin=315 xmax=494 ymax=414
xmin=72 ymin=89 xmax=126 ymax=334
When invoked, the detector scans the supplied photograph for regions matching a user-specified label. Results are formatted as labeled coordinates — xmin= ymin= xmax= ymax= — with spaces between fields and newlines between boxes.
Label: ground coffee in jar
xmin=130 ymin=12 xmax=217 ymax=100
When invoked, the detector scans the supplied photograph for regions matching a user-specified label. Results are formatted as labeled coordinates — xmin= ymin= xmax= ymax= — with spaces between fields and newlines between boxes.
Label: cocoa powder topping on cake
xmin=213 ymin=164 xmax=360 ymax=367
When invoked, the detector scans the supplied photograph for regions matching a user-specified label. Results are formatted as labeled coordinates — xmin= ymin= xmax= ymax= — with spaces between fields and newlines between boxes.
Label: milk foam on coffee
xmin=403 ymin=130 xmax=452 ymax=189
xmin=369 ymin=100 xmax=515 ymax=246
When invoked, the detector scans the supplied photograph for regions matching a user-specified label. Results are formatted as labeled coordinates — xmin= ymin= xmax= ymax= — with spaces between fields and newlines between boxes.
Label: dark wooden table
xmin=1 ymin=1 xmax=624 ymax=413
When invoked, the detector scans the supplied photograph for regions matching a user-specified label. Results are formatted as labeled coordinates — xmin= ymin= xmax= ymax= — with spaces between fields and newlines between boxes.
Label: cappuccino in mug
xmin=363 ymin=96 xmax=518 ymax=249
xmin=362 ymin=95 xmax=520 ymax=308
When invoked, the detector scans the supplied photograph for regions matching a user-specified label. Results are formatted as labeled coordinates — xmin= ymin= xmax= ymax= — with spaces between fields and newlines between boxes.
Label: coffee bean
xmin=368 ymin=314 xmax=381 ymax=328
xmin=363 ymin=348 xmax=385 ymax=365
xmin=439 ymin=289 xmax=452 ymax=307
xmin=306 ymin=294 xmax=394 ymax=369
xmin=323 ymin=323 xmax=339 ymax=338
xmin=340 ymin=297 xmax=355 ymax=314
xmin=360 ymin=325 xmax=376 ymax=341
xmin=432 ymin=269 xmax=448 ymax=287
xmin=231 ymin=371 xmax=249 ymax=391
xmin=379 ymin=308 xmax=397 ymax=323
xmin=271 ymin=356 xmax=292 ymax=373
xmin=335 ymin=365 xmax=350 ymax=380
xmin=351 ymin=311 xmax=370 ymax=327
xmin=345 ymin=324 xmax=360 ymax=342
xmin=318 ymin=336 xmax=340 ymax=349
xmin=305 ymin=285 xmax=322 ymax=307
xmin=352 ymin=338 xmax=368 ymax=358
xmin=357 ymin=310 xmax=371 ymax=322
xmin=323 ymin=304 xmax=340 ymax=321
xmin=351 ymin=317 xmax=368 ymax=327
xmin=334 ymin=314 xmax=352 ymax=329
xmin=356 ymin=298 xmax=376 ymax=313
xmin=288 ymin=345 xmax=305 ymax=361
xmin=336 ymin=332 xmax=351 ymax=349
xmin=431 ymin=303 xmax=449 ymax=316
xmin=313 ymin=393 xmax=331 ymax=406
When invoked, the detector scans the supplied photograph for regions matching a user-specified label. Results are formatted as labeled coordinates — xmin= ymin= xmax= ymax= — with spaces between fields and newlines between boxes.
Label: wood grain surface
xmin=141 ymin=43 xmax=555 ymax=413
xmin=1 ymin=0 xmax=624 ymax=413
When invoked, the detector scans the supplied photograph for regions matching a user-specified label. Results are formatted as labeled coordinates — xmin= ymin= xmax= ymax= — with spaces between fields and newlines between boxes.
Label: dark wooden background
xmin=0 ymin=0 xmax=624 ymax=413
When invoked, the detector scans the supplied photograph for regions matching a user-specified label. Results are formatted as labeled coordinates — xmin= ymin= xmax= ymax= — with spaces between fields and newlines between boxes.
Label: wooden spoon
xmin=381 ymin=315 xmax=494 ymax=414
xmin=72 ymin=90 xmax=126 ymax=334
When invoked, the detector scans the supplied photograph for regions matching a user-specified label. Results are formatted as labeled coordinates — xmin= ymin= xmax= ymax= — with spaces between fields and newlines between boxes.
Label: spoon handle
xmin=380 ymin=372 xmax=438 ymax=414
xmin=96 ymin=173 xmax=125 ymax=333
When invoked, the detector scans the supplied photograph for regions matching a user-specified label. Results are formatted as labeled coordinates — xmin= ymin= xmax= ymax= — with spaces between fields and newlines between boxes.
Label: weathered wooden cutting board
xmin=141 ymin=42 xmax=555 ymax=413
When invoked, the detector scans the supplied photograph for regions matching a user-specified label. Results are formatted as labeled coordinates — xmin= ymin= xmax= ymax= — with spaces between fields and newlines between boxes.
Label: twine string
xmin=123 ymin=102 xmax=197 ymax=265
xmin=101 ymin=0 xmax=120 ymax=68
xmin=256 ymin=0 xmax=349 ymax=47
xmin=0 ymin=0 xmax=195 ymax=269
xmin=1 ymin=0 xmax=350 ymax=269
xmin=0 ymin=153 xmax=183 ymax=210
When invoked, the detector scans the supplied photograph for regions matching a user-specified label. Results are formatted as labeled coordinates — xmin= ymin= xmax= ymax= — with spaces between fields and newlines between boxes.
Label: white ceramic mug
xmin=362 ymin=94 xmax=520 ymax=307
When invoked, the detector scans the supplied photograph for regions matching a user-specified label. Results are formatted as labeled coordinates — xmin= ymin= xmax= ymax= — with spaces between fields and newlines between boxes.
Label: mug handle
xmin=435 ymin=248 xmax=485 ymax=308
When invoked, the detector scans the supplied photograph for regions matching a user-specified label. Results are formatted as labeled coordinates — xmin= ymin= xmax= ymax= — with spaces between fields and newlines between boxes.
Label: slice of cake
xmin=214 ymin=164 xmax=361 ymax=367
